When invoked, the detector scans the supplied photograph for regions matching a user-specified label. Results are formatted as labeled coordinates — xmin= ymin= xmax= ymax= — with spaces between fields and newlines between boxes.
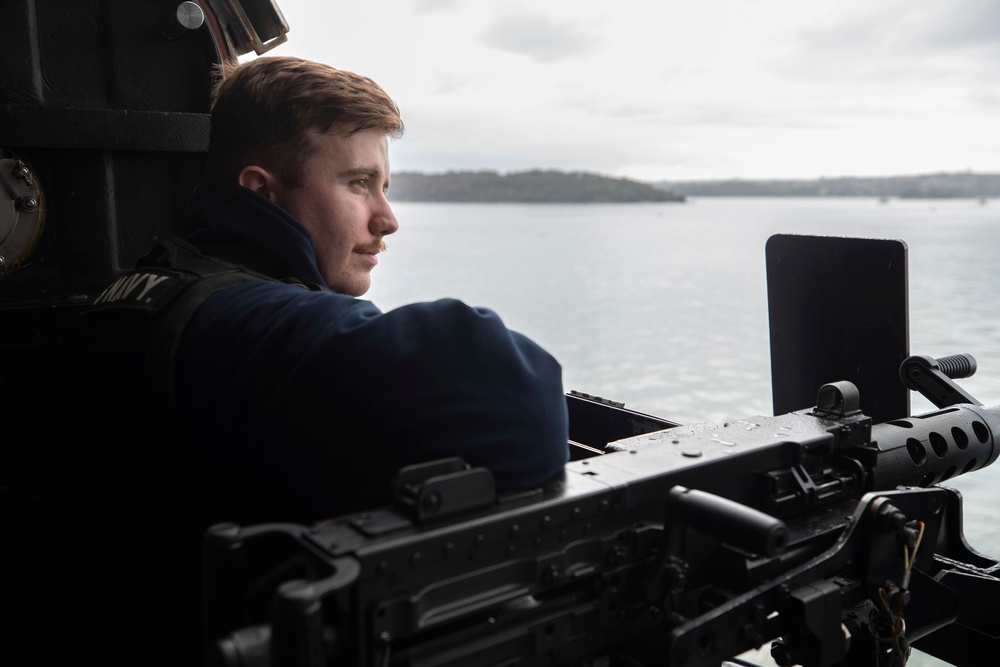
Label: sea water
xmin=368 ymin=196 xmax=1000 ymax=666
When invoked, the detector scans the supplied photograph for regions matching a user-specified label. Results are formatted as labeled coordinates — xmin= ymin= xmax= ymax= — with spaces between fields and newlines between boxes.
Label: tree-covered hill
xmin=389 ymin=170 xmax=685 ymax=203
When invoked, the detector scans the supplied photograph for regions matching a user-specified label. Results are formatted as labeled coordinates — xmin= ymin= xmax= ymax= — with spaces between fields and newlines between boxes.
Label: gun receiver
xmin=204 ymin=377 xmax=1000 ymax=667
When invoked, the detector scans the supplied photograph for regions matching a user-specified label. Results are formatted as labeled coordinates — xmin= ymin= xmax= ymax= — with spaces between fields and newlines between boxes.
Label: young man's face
xmin=270 ymin=128 xmax=398 ymax=296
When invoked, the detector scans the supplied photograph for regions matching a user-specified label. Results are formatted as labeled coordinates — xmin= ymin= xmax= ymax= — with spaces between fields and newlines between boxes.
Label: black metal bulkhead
xmin=0 ymin=2 xmax=287 ymax=662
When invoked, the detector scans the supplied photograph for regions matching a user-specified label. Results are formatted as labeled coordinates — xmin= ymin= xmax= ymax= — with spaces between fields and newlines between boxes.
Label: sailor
xmin=76 ymin=56 xmax=568 ymax=665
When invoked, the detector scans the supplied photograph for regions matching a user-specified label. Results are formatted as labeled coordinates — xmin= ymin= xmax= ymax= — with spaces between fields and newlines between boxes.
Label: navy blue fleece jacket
xmin=175 ymin=184 xmax=569 ymax=518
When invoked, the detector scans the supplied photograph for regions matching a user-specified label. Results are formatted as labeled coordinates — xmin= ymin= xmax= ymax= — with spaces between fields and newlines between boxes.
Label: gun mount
xmin=205 ymin=375 xmax=1000 ymax=667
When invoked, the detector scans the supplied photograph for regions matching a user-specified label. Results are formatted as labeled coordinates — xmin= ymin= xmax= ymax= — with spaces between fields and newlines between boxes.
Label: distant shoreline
xmin=388 ymin=170 xmax=684 ymax=203
xmin=389 ymin=170 xmax=999 ymax=202
xmin=656 ymin=172 xmax=1000 ymax=199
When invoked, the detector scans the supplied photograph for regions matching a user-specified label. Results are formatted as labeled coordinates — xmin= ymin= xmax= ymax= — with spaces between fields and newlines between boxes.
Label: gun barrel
xmin=867 ymin=403 xmax=1000 ymax=489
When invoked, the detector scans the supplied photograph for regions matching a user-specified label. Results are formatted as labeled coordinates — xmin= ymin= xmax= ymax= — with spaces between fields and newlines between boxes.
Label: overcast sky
xmin=267 ymin=0 xmax=1000 ymax=181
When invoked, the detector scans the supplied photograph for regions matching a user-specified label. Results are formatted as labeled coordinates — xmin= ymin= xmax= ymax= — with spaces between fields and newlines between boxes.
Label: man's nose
xmin=372 ymin=196 xmax=398 ymax=236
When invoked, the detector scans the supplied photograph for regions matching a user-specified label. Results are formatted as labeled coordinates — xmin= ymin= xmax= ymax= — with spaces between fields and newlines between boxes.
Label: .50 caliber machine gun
xmin=204 ymin=354 xmax=1000 ymax=667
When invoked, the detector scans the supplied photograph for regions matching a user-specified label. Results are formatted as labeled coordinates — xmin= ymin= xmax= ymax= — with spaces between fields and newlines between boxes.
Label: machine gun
xmin=203 ymin=356 xmax=1000 ymax=667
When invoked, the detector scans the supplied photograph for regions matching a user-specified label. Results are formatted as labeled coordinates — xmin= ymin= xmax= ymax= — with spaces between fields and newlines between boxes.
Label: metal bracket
xmin=899 ymin=354 xmax=980 ymax=408
xmin=393 ymin=457 xmax=496 ymax=523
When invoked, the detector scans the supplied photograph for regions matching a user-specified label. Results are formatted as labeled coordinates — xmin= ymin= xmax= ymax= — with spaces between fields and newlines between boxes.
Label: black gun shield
xmin=767 ymin=234 xmax=909 ymax=422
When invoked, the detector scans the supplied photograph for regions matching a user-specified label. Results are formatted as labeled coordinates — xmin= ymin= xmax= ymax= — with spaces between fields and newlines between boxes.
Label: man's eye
xmin=353 ymin=178 xmax=368 ymax=188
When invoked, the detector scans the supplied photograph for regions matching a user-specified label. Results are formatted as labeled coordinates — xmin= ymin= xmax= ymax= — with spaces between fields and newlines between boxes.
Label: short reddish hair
xmin=206 ymin=56 xmax=403 ymax=186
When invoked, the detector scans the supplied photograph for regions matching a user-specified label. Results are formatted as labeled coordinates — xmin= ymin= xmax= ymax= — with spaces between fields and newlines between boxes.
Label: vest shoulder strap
xmin=81 ymin=238 xmax=301 ymax=417
xmin=87 ymin=238 xmax=276 ymax=316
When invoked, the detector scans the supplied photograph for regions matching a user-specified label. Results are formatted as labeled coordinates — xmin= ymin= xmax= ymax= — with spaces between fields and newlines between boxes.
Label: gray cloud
xmin=392 ymin=104 xmax=714 ymax=179
xmin=431 ymin=72 xmax=469 ymax=96
xmin=552 ymin=89 xmax=870 ymax=132
xmin=778 ymin=1 xmax=1000 ymax=83
xmin=968 ymin=86 xmax=1000 ymax=112
xmin=482 ymin=13 xmax=599 ymax=63
xmin=910 ymin=0 xmax=1000 ymax=51
xmin=413 ymin=0 xmax=462 ymax=13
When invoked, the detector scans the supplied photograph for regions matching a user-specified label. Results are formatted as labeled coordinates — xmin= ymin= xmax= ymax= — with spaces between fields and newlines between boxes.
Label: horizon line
xmin=392 ymin=168 xmax=1000 ymax=183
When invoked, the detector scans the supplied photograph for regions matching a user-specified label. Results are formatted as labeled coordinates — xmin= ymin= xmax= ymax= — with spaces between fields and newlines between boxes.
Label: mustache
xmin=356 ymin=239 xmax=388 ymax=254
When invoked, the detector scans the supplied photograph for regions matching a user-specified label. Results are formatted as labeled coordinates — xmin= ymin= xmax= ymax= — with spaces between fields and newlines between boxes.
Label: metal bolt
xmin=876 ymin=502 xmax=906 ymax=531
xmin=664 ymin=559 xmax=688 ymax=593
xmin=421 ymin=492 xmax=441 ymax=514
xmin=161 ymin=1 xmax=205 ymax=39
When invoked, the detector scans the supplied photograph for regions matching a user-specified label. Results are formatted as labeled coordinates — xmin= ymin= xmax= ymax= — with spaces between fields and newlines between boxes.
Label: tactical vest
xmin=73 ymin=239 xmax=319 ymax=666
xmin=86 ymin=238 xmax=296 ymax=411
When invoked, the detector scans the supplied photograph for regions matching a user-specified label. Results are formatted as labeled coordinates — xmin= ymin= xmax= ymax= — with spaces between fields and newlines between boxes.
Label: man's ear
xmin=238 ymin=165 xmax=280 ymax=202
